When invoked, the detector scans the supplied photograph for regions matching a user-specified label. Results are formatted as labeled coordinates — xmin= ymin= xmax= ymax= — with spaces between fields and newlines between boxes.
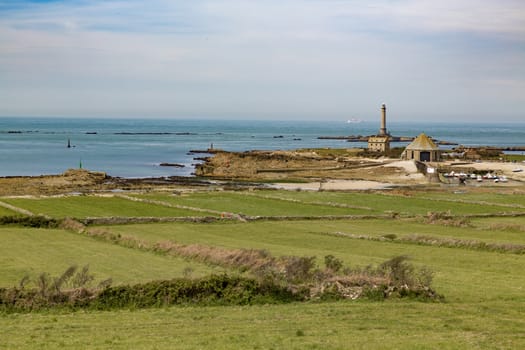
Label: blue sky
xmin=0 ymin=0 xmax=524 ymax=122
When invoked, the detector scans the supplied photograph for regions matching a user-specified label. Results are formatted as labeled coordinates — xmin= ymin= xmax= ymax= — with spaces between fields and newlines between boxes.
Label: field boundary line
xmin=113 ymin=194 xmax=242 ymax=219
xmin=327 ymin=231 xmax=525 ymax=254
xmin=235 ymin=191 xmax=373 ymax=211
xmin=81 ymin=214 xmax=397 ymax=225
xmin=460 ymin=212 xmax=525 ymax=218
xmin=418 ymin=196 xmax=525 ymax=210
xmin=82 ymin=216 xmax=231 ymax=225
xmin=0 ymin=200 xmax=34 ymax=216
xmin=245 ymin=214 xmax=394 ymax=221
xmin=363 ymin=191 xmax=525 ymax=212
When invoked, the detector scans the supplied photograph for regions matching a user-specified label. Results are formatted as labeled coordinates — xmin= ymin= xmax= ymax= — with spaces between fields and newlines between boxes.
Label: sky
xmin=0 ymin=0 xmax=524 ymax=122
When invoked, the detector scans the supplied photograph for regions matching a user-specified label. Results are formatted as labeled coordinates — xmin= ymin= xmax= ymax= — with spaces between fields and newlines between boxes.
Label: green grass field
xmin=410 ymin=190 xmax=525 ymax=207
xmin=0 ymin=227 xmax=219 ymax=287
xmin=0 ymin=205 xmax=16 ymax=216
xmin=97 ymin=220 xmax=525 ymax=302
xmin=1 ymin=188 xmax=525 ymax=349
xmin=0 ymin=196 xmax=214 ymax=219
xmin=2 ymin=301 xmax=524 ymax=349
xmin=471 ymin=216 xmax=525 ymax=229
xmin=247 ymin=190 xmax=525 ymax=215
xmin=133 ymin=191 xmax=374 ymax=216
xmin=502 ymin=154 xmax=525 ymax=162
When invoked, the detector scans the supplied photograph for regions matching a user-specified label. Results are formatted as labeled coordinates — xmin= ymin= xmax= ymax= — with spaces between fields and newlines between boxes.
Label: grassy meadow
xmin=0 ymin=227 xmax=220 ymax=288
xmin=0 ymin=195 xmax=213 ymax=219
xmin=131 ymin=191 xmax=374 ymax=216
xmin=0 ymin=205 xmax=16 ymax=216
xmin=1 ymin=187 xmax=525 ymax=349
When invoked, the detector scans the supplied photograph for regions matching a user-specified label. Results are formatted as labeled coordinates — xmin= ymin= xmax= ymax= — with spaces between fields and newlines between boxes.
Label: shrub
xmin=283 ymin=256 xmax=317 ymax=284
xmin=379 ymin=255 xmax=415 ymax=287
xmin=92 ymin=274 xmax=300 ymax=310
xmin=324 ymin=255 xmax=343 ymax=272
xmin=377 ymin=256 xmax=440 ymax=300
xmin=0 ymin=251 xmax=443 ymax=313
xmin=0 ymin=273 xmax=300 ymax=312
xmin=0 ymin=215 xmax=60 ymax=228
xmin=0 ymin=265 xmax=105 ymax=312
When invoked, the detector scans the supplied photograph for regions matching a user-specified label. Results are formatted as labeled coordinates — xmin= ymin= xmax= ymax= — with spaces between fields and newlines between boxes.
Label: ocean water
xmin=0 ymin=117 xmax=524 ymax=178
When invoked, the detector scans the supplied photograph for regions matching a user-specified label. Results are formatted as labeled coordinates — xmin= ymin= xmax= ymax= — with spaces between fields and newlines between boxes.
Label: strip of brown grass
xmin=331 ymin=231 xmax=525 ymax=254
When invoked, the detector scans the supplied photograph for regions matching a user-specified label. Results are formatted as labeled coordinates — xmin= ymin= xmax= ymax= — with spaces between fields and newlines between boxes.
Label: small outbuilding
xmin=368 ymin=135 xmax=390 ymax=153
xmin=402 ymin=133 xmax=440 ymax=162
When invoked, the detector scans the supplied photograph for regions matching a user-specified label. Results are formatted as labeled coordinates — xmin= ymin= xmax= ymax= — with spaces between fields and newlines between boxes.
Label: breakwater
xmin=318 ymin=135 xmax=457 ymax=145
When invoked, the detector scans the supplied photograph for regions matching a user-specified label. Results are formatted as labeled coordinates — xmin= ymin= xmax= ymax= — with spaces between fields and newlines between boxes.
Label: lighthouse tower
xmin=379 ymin=103 xmax=387 ymax=135
xmin=367 ymin=103 xmax=391 ymax=153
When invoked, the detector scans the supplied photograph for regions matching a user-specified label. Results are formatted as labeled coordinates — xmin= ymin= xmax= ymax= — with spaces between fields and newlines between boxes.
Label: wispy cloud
xmin=0 ymin=0 xmax=523 ymax=120
xmin=4 ymin=0 xmax=523 ymax=38
xmin=0 ymin=0 xmax=214 ymax=34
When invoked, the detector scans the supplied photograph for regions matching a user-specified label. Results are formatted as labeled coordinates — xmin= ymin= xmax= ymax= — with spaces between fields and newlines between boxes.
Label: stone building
xmin=402 ymin=133 xmax=440 ymax=162
xmin=367 ymin=103 xmax=390 ymax=152
xmin=368 ymin=135 xmax=390 ymax=152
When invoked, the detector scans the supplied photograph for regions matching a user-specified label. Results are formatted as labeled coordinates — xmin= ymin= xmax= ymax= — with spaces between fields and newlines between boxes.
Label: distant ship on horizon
xmin=346 ymin=118 xmax=363 ymax=124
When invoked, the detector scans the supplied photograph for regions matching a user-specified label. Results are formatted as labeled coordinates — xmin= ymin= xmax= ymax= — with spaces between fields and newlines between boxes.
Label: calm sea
xmin=0 ymin=117 xmax=524 ymax=178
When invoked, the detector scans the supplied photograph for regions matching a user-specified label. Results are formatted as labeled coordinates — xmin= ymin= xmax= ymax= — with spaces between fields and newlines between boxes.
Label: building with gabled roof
xmin=402 ymin=133 xmax=441 ymax=162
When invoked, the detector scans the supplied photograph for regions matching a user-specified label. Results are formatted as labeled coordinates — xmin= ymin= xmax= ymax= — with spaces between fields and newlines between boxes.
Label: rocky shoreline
xmin=0 ymin=147 xmax=523 ymax=196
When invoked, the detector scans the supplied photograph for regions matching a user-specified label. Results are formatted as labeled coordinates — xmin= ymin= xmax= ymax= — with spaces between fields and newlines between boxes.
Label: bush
xmin=377 ymin=256 xmax=440 ymax=300
xmin=0 ymin=253 xmax=443 ymax=313
xmin=0 ymin=265 xmax=104 ymax=312
xmin=0 ymin=273 xmax=301 ymax=312
xmin=324 ymin=255 xmax=343 ymax=272
xmin=0 ymin=215 xmax=60 ymax=228
xmin=283 ymin=256 xmax=317 ymax=284
xmin=379 ymin=255 xmax=415 ymax=287
xmin=92 ymin=274 xmax=300 ymax=310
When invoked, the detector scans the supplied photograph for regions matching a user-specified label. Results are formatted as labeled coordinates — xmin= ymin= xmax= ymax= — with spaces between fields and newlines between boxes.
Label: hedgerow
xmin=0 ymin=253 xmax=442 ymax=313
xmin=0 ymin=215 xmax=61 ymax=228
xmin=92 ymin=274 xmax=300 ymax=310
xmin=0 ymin=271 xmax=300 ymax=313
